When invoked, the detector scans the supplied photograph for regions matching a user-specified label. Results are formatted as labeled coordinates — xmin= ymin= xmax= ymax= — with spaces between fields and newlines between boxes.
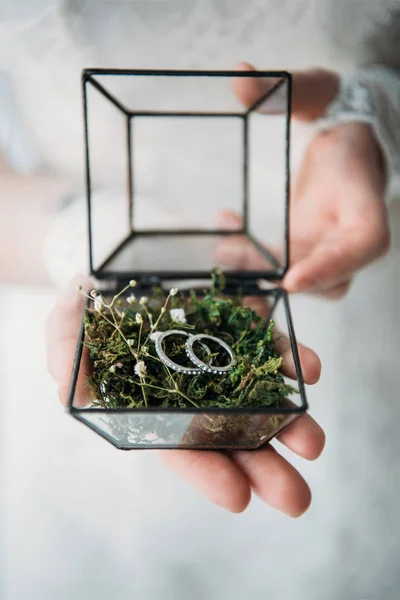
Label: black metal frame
xmin=72 ymin=68 xmax=307 ymax=450
xmin=82 ymin=69 xmax=291 ymax=281
xmin=67 ymin=288 xmax=308 ymax=450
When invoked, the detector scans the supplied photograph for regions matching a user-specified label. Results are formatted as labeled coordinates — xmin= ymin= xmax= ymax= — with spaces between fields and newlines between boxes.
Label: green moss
xmin=81 ymin=273 xmax=297 ymax=409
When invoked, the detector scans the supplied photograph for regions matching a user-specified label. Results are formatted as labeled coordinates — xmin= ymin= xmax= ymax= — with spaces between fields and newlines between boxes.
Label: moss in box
xmin=79 ymin=271 xmax=297 ymax=411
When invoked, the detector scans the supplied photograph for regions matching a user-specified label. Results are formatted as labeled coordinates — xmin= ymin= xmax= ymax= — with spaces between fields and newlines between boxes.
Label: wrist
xmin=326 ymin=122 xmax=387 ymax=193
xmin=313 ymin=65 xmax=400 ymax=201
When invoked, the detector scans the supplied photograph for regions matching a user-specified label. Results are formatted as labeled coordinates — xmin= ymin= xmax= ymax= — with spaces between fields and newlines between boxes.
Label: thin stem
xmin=142 ymin=353 xmax=176 ymax=389
xmin=79 ymin=289 xmax=138 ymax=358
xmin=140 ymin=376 xmax=148 ymax=407
xmin=99 ymin=312 xmax=136 ymax=357
xmin=175 ymin=389 xmax=201 ymax=409
xmin=137 ymin=320 xmax=143 ymax=355
xmin=142 ymin=293 xmax=172 ymax=348
xmin=78 ymin=290 xmax=95 ymax=302
xmin=136 ymin=382 xmax=200 ymax=409
xmin=163 ymin=363 xmax=178 ymax=389
xmin=142 ymin=304 xmax=154 ymax=328
xmin=98 ymin=292 xmax=119 ymax=328
xmin=110 ymin=282 xmax=135 ymax=308
xmin=152 ymin=293 xmax=171 ymax=331
xmin=128 ymin=380 xmax=170 ymax=408
xmin=136 ymin=382 xmax=173 ymax=393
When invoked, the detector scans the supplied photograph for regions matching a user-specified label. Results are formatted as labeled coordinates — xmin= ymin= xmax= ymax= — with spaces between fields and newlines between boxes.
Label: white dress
xmin=1 ymin=2 xmax=400 ymax=599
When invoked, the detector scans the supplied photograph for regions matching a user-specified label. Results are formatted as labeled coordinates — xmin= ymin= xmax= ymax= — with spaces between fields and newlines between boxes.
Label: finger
xmin=231 ymin=445 xmax=312 ymax=517
xmin=216 ymin=234 xmax=280 ymax=271
xmin=158 ymin=449 xmax=251 ymax=513
xmin=312 ymin=279 xmax=352 ymax=300
xmin=46 ymin=274 xmax=93 ymax=407
xmin=286 ymin=124 xmax=390 ymax=294
xmin=274 ymin=332 xmax=321 ymax=385
xmin=216 ymin=209 xmax=243 ymax=231
xmin=217 ymin=215 xmax=358 ymax=297
xmin=232 ymin=61 xmax=339 ymax=121
xmin=240 ymin=271 xmax=321 ymax=385
xmin=216 ymin=209 xmax=283 ymax=270
xmin=283 ymin=237 xmax=368 ymax=294
xmin=242 ymin=295 xmax=321 ymax=384
xmin=276 ymin=413 xmax=325 ymax=460
xmin=243 ymin=294 xmax=270 ymax=319
xmin=241 ymin=291 xmax=324 ymax=458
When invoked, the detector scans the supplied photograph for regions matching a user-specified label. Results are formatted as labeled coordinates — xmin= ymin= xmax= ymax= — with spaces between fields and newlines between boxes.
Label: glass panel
xmin=131 ymin=116 xmax=243 ymax=231
xmin=101 ymin=233 xmax=273 ymax=275
xmin=266 ymin=288 xmax=304 ymax=410
xmin=76 ymin=411 xmax=298 ymax=450
xmin=247 ymin=77 xmax=289 ymax=271
xmin=91 ymin=73 xmax=284 ymax=114
xmin=85 ymin=81 xmax=131 ymax=271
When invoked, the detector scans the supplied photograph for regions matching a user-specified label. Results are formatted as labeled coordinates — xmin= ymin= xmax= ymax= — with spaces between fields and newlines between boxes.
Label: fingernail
xmin=285 ymin=275 xmax=318 ymax=294
xmin=284 ymin=276 xmax=302 ymax=293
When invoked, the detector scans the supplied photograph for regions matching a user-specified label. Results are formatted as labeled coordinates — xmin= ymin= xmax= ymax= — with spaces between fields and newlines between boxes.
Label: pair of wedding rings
xmin=153 ymin=329 xmax=236 ymax=376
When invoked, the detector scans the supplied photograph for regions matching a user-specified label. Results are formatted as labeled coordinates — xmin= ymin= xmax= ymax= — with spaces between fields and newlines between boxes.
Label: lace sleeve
xmin=315 ymin=65 xmax=400 ymax=201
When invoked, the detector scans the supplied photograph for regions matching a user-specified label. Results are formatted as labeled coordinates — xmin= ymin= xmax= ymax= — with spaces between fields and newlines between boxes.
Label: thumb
xmin=232 ymin=61 xmax=339 ymax=122
xmin=46 ymin=274 xmax=94 ymax=407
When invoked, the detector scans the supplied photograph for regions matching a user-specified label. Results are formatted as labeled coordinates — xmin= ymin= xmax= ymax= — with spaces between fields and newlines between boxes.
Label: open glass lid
xmin=82 ymin=69 xmax=291 ymax=282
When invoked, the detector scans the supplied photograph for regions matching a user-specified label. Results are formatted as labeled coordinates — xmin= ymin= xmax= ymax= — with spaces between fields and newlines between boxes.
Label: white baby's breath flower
xmin=127 ymin=339 xmax=134 ymax=347
xmin=129 ymin=280 xmax=137 ymax=287
xmin=94 ymin=296 xmax=103 ymax=312
xmin=170 ymin=287 xmax=178 ymax=296
xmin=109 ymin=365 xmax=116 ymax=373
xmin=139 ymin=296 xmax=148 ymax=305
xmin=127 ymin=294 xmax=136 ymax=305
xmin=170 ymin=308 xmax=187 ymax=324
xmin=115 ymin=362 xmax=123 ymax=368
xmin=100 ymin=382 xmax=110 ymax=403
xmin=134 ymin=361 xmax=147 ymax=378
xmin=150 ymin=331 xmax=162 ymax=342
xmin=90 ymin=289 xmax=99 ymax=298
xmin=135 ymin=313 xmax=143 ymax=324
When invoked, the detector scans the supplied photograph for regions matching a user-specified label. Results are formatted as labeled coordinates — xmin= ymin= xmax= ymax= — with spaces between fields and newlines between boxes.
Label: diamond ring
xmin=185 ymin=333 xmax=237 ymax=375
xmin=154 ymin=330 xmax=212 ymax=375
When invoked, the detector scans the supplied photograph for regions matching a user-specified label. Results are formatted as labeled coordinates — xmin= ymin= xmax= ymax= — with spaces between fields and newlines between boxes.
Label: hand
xmin=217 ymin=63 xmax=391 ymax=299
xmin=46 ymin=276 xmax=324 ymax=516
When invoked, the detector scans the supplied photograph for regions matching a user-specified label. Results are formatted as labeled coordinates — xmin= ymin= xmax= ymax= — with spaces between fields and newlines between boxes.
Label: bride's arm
xmin=0 ymin=155 xmax=70 ymax=285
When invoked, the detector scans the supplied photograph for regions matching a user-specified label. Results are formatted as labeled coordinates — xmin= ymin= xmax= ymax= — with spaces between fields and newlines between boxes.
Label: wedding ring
xmin=185 ymin=334 xmax=236 ymax=375
xmin=154 ymin=330 xmax=212 ymax=375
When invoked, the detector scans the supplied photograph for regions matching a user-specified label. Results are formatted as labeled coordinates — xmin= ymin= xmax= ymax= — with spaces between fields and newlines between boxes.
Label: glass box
xmin=67 ymin=69 xmax=308 ymax=450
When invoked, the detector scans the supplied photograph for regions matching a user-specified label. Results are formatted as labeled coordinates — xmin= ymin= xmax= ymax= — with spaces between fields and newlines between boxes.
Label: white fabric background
xmin=1 ymin=1 xmax=400 ymax=598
